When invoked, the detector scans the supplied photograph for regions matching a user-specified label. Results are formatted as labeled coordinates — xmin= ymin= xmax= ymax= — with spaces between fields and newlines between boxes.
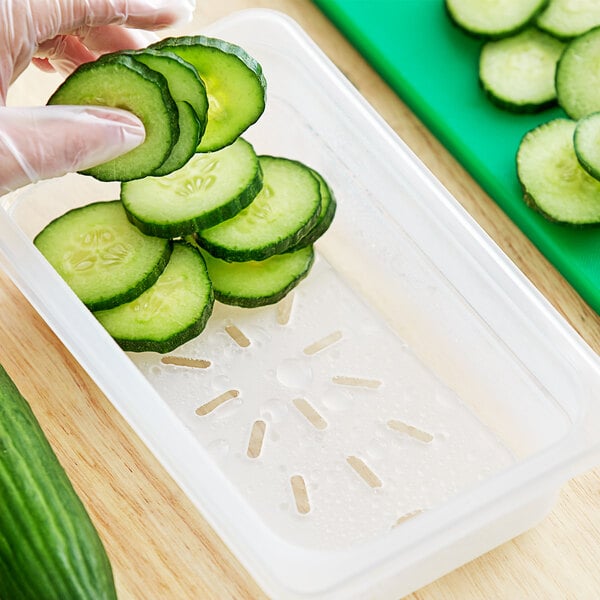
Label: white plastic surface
xmin=2 ymin=9 xmax=600 ymax=599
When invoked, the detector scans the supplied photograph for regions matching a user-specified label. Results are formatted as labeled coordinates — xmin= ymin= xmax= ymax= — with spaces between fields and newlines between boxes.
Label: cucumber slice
xmin=479 ymin=28 xmax=564 ymax=113
xmin=536 ymin=0 xmax=600 ymax=40
xmin=126 ymin=48 xmax=208 ymax=140
xmin=445 ymin=0 xmax=548 ymax=39
xmin=517 ymin=118 xmax=600 ymax=224
xmin=151 ymin=100 xmax=201 ymax=177
xmin=286 ymin=168 xmax=336 ymax=251
xmin=94 ymin=242 xmax=214 ymax=353
xmin=47 ymin=54 xmax=178 ymax=181
xmin=124 ymin=49 xmax=208 ymax=175
xmin=574 ymin=111 xmax=600 ymax=181
xmin=200 ymin=245 xmax=315 ymax=308
xmin=150 ymin=35 xmax=266 ymax=152
xmin=34 ymin=200 xmax=172 ymax=311
xmin=121 ymin=137 xmax=262 ymax=238
xmin=195 ymin=155 xmax=321 ymax=262
xmin=556 ymin=26 xmax=600 ymax=119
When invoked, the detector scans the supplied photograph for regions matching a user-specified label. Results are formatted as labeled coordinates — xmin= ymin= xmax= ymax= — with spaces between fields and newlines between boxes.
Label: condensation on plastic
xmin=1 ymin=10 xmax=600 ymax=600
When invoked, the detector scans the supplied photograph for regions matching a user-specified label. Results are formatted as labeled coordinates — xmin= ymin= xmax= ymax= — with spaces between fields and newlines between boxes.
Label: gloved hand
xmin=0 ymin=0 xmax=195 ymax=195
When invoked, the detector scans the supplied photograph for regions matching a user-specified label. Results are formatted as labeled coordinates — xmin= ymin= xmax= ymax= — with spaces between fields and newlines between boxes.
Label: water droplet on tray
xmin=261 ymin=398 xmax=289 ymax=423
xmin=276 ymin=358 xmax=313 ymax=389
xmin=321 ymin=388 xmax=353 ymax=411
xmin=207 ymin=438 xmax=230 ymax=458
xmin=211 ymin=374 xmax=231 ymax=390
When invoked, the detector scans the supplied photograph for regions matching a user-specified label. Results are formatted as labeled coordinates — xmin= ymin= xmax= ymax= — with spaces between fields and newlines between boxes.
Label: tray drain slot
xmin=276 ymin=292 xmax=294 ymax=325
xmin=225 ymin=324 xmax=251 ymax=347
xmin=290 ymin=475 xmax=310 ymax=514
xmin=303 ymin=330 xmax=342 ymax=355
xmin=387 ymin=420 xmax=433 ymax=443
xmin=346 ymin=456 xmax=382 ymax=488
xmin=332 ymin=375 xmax=382 ymax=389
xmin=292 ymin=398 xmax=327 ymax=430
xmin=247 ymin=420 xmax=267 ymax=459
xmin=160 ymin=356 xmax=211 ymax=369
xmin=195 ymin=389 xmax=240 ymax=416
xmin=393 ymin=509 xmax=423 ymax=528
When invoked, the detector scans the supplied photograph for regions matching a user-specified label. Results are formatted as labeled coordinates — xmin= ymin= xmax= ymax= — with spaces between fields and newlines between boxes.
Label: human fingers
xmin=35 ymin=0 xmax=195 ymax=40
xmin=5 ymin=0 xmax=194 ymax=92
xmin=36 ymin=35 xmax=96 ymax=75
xmin=36 ymin=25 xmax=159 ymax=75
xmin=0 ymin=105 xmax=145 ymax=194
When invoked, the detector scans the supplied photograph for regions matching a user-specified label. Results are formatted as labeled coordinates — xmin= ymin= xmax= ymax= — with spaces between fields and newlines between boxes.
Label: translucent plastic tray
xmin=2 ymin=9 xmax=600 ymax=599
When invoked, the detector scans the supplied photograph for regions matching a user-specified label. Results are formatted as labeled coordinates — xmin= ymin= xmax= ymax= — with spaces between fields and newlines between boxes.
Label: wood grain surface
xmin=2 ymin=1 xmax=600 ymax=599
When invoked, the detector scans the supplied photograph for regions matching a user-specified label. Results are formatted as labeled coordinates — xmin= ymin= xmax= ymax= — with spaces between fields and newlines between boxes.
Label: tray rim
xmin=1 ymin=7 xmax=600 ymax=598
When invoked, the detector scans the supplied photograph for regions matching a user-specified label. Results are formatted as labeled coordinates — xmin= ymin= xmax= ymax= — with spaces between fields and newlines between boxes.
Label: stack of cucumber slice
xmin=37 ymin=35 xmax=336 ymax=353
xmin=446 ymin=0 xmax=600 ymax=225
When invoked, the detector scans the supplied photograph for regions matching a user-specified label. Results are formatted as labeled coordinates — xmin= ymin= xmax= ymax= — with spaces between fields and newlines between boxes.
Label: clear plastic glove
xmin=0 ymin=0 xmax=195 ymax=195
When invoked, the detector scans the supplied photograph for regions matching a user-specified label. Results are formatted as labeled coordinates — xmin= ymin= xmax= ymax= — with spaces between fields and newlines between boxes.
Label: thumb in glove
xmin=0 ymin=105 xmax=145 ymax=194
xmin=0 ymin=0 xmax=196 ymax=195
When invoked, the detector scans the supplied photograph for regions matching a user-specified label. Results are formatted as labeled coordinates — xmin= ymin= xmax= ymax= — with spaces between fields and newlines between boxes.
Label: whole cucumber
xmin=0 ymin=364 xmax=117 ymax=600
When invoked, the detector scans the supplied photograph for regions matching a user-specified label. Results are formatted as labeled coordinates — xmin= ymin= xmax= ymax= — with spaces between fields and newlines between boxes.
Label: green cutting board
xmin=313 ymin=0 xmax=600 ymax=316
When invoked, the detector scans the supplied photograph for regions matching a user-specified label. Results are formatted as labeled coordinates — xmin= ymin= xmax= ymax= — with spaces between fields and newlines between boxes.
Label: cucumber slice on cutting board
xmin=556 ymin=26 xmax=600 ymax=119
xmin=536 ymin=0 xmax=600 ymax=40
xmin=34 ymin=200 xmax=172 ymax=311
xmin=121 ymin=137 xmax=262 ymax=238
xmin=94 ymin=241 xmax=214 ymax=353
xmin=445 ymin=0 xmax=548 ymax=39
xmin=574 ymin=111 xmax=600 ymax=181
xmin=517 ymin=118 xmax=600 ymax=224
xmin=479 ymin=28 xmax=564 ymax=113
xmin=47 ymin=54 xmax=179 ymax=181
xmin=150 ymin=35 xmax=266 ymax=152
xmin=195 ymin=155 xmax=321 ymax=262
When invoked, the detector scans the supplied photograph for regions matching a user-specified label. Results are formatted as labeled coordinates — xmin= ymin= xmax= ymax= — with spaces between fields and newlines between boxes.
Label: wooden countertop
xmin=2 ymin=1 xmax=600 ymax=598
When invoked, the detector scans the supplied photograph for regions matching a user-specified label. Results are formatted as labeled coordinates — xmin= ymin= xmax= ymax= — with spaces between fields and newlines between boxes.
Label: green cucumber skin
xmin=520 ymin=189 xmax=600 ymax=227
xmin=556 ymin=26 xmax=600 ymax=120
xmin=111 ymin=301 xmax=214 ymax=352
xmin=151 ymin=100 xmax=202 ymax=177
xmin=121 ymin=159 xmax=264 ymax=239
xmin=516 ymin=117 xmax=600 ymax=229
xmin=286 ymin=194 xmax=336 ymax=251
xmin=480 ymin=86 xmax=557 ymax=114
xmin=286 ymin=169 xmax=336 ymax=252
xmin=48 ymin=54 xmax=179 ymax=182
xmin=34 ymin=200 xmax=173 ymax=312
xmin=0 ymin=364 xmax=116 ymax=600
xmin=445 ymin=2 xmax=547 ymax=39
xmin=125 ymin=49 xmax=208 ymax=139
xmin=574 ymin=113 xmax=600 ymax=182
xmin=86 ymin=238 xmax=172 ymax=313
xmin=478 ymin=27 xmax=565 ymax=115
xmin=121 ymin=49 xmax=206 ymax=176
xmin=150 ymin=34 xmax=267 ymax=94
xmin=195 ymin=156 xmax=322 ymax=262
xmin=211 ymin=248 xmax=315 ymax=308
xmin=194 ymin=212 xmax=319 ymax=262
xmin=149 ymin=35 xmax=267 ymax=152
xmin=109 ymin=297 xmax=214 ymax=353
xmin=95 ymin=242 xmax=215 ymax=353
xmin=445 ymin=0 xmax=549 ymax=40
